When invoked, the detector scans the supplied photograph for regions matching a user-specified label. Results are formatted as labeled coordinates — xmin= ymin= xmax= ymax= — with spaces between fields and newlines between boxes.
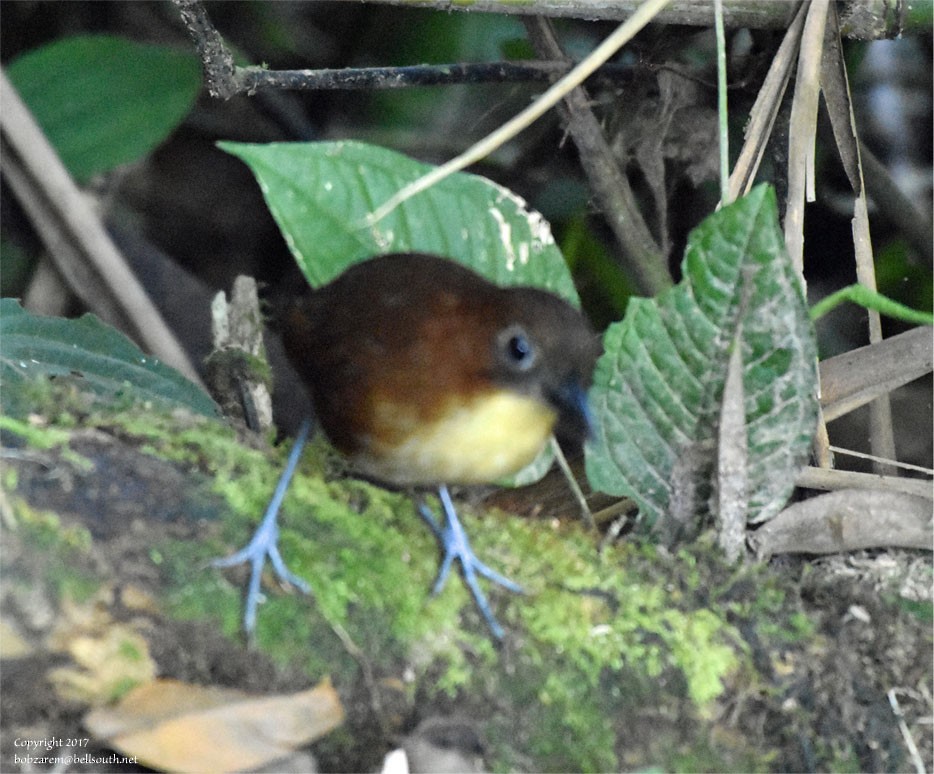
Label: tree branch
xmin=173 ymin=0 xmax=634 ymax=97
xmin=524 ymin=16 xmax=672 ymax=295
xmin=349 ymin=0 xmax=929 ymax=40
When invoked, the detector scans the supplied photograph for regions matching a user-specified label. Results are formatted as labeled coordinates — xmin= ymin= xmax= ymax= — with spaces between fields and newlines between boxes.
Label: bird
xmin=215 ymin=252 xmax=599 ymax=639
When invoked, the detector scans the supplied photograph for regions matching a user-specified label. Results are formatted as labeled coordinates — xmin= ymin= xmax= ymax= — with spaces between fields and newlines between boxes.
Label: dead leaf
xmin=85 ymin=677 xmax=344 ymax=773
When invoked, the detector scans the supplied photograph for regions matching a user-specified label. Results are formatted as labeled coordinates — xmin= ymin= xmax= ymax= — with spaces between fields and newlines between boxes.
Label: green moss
xmin=0 ymin=414 xmax=92 ymax=470
xmin=160 ymin=446 xmax=497 ymax=684
xmin=205 ymin=348 xmax=273 ymax=385
xmin=11 ymin=498 xmax=93 ymax=554
xmin=501 ymin=527 xmax=742 ymax=708
xmin=665 ymin=607 xmax=741 ymax=705
xmin=6 ymin=498 xmax=100 ymax=603
xmin=3 ymin=466 xmax=19 ymax=492
xmin=6 ymin=395 xmax=838 ymax=771
xmin=0 ymin=414 xmax=71 ymax=448
xmin=667 ymin=734 xmax=774 ymax=773
xmin=519 ymin=669 xmax=618 ymax=771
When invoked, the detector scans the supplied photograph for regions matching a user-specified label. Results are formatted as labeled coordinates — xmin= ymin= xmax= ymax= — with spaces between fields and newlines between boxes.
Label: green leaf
xmin=218 ymin=140 xmax=579 ymax=302
xmin=585 ymin=185 xmax=818 ymax=540
xmin=0 ymin=299 xmax=218 ymax=418
xmin=7 ymin=34 xmax=201 ymax=183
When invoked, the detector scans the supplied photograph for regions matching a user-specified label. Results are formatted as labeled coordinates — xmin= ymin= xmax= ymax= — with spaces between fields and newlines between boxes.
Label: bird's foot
xmin=214 ymin=420 xmax=312 ymax=634
xmin=213 ymin=514 xmax=311 ymax=633
xmin=418 ymin=485 xmax=524 ymax=640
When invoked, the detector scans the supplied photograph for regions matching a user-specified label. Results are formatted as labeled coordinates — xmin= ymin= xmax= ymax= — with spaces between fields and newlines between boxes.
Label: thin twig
xmin=365 ymin=0 xmax=673 ymax=226
xmin=887 ymin=687 xmax=927 ymax=774
xmin=795 ymin=466 xmax=932 ymax=500
xmin=727 ymin=1 xmax=807 ymax=201
xmin=549 ymin=436 xmax=594 ymax=529
xmin=174 ymin=0 xmax=239 ymax=98
xmin=713 ymin=0 xmax=730 ymax=204
xmin=0 ymin=69 xmax=202 ymax=386
xmin=326 ymin=617 xmax=388 ymax=735
xmin=784 ymin=0 xmax=830 ymax=275
xmin=238 ymin=61 xmax=637 ymax=92
xmin=827 ymin=446 xmax=934 ymax=477
xmin=174 ymin=0 xmax=636 ymax=95
xmin=523 ymin=16 xmax=670 ymax=295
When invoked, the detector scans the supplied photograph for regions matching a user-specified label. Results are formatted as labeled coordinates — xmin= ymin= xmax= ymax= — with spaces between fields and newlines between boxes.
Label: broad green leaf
xmin=218 ymin=140 xmax=579 ymax=303
xmin=585 ymin=185 xmax=818 ymax=540
xmin=0 ymin=299 xmax=218 ymax=418
xmin=7 ymin=35 xmax=200 ymax=183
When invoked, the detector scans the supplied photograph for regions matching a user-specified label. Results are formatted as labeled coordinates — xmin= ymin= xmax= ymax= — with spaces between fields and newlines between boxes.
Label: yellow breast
xmin=356 ymin=390 xmax=557 ymax=485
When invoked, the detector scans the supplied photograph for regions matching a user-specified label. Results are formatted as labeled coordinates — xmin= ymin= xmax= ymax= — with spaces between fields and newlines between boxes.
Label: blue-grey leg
xmin=214 ymin=418 xmax=312 ymax=633
xmin=418 ymin=485 xmax=524 ymax=639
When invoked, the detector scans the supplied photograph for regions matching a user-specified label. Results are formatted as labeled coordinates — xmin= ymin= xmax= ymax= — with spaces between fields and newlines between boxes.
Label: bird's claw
xmin=215 ymin=420 xmax=312 ymax=634
xmin=419 ymin=486 xmax=524 ymax=640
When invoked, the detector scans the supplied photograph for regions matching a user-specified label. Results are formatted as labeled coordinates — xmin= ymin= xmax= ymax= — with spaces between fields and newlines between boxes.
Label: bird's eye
xmin=498 ymin=325 xmax=536 ymax=371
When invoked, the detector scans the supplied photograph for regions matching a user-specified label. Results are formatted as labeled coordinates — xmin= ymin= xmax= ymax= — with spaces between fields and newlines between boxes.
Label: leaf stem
xmin=810 ymin=285 xmax=934 ymax=326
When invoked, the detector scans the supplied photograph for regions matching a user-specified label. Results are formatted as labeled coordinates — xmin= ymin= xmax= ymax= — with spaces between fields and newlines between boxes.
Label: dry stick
xmin=795 ymin=466 xmax=931 ymax=500
xmin=819 ymin=4 xmax=897 ymax=475
xmin=209 ymin=277 xmax=274 ymax=432
xmin=819 ymin=325 xmax=933 ymax=422
xmin=887 ymin=688 xmax=927 ymax=774
xmin=727 ymin=2 xmax=807 ymax=200
xmin=782 ymin=0 xmax=834 ymax=469
xmin=750 ymin=489 xmax=932 ymax=559
xmin=352 ymin=0 xmax=919 ymax=38
xmin=784 ymin=0 xmax=828 ymax=275
xmin=853 ymin=198 xmax=898 ymax=477
xmin=827 ymin=446 xmax=933 ymax=477
xmin=366 ymin=0 xmax=673 ymax=227
xmin=523 ymin=16 xmax=670 ymax=296
xmin=0 ymin=70 xmax=202 ymax=386
xmin=549 ymin=436 xmax=595 ymax=529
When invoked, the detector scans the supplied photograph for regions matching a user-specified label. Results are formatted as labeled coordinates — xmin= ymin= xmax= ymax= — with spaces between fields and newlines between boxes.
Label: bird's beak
xmin=548 ymin=379 xmax=594 ymax=444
